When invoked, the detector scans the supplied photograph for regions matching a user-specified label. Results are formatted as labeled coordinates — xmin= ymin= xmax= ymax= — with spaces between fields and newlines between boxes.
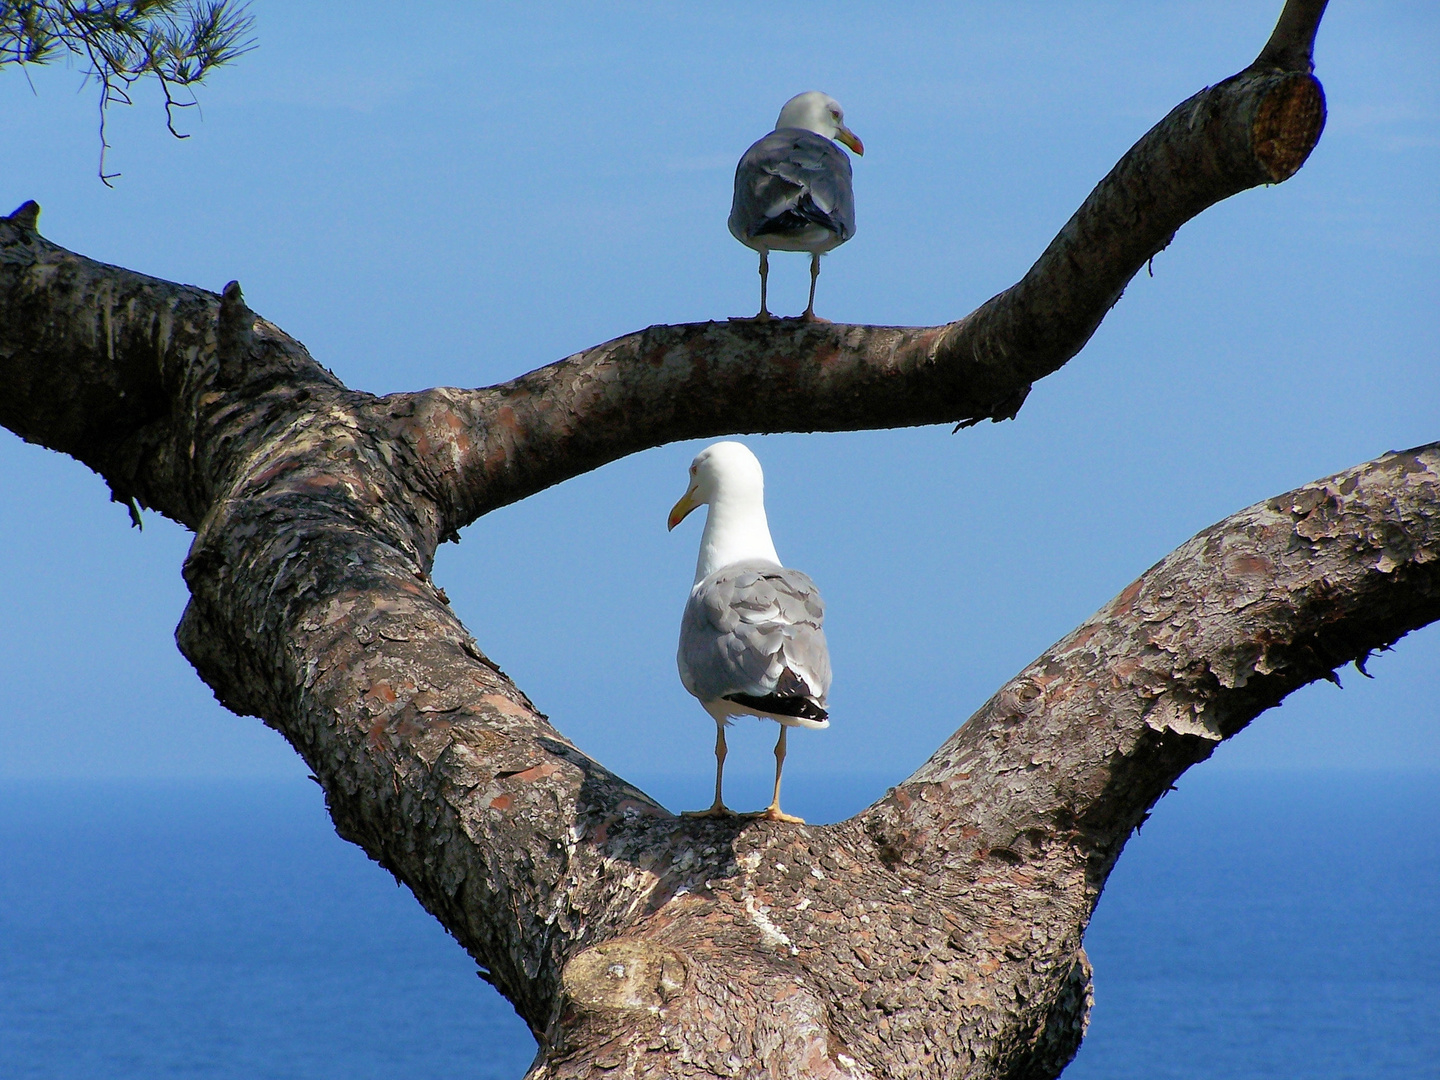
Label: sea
xmin=1 ymin=771 xmax=1436 ymax=1079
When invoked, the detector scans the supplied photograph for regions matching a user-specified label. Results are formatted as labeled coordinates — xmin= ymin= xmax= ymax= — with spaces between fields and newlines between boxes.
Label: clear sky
xmin=1 ymin=2 xmax=1437 ymax=814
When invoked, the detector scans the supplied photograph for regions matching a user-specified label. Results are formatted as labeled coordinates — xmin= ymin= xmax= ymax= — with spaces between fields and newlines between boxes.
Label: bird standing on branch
xmin=729 ymin=91 xmax=862 ymax=321
xmin=668 ymin=442 xmax=832 ymax=823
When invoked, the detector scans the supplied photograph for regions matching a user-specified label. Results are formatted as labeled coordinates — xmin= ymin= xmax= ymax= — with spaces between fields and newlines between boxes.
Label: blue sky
xmin=1 ymin=2 xmax=1436 ymax=814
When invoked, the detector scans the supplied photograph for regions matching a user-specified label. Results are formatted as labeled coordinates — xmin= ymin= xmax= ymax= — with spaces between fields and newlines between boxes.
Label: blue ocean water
xmin=1 ymin=772 xmax=1435 ymax=1079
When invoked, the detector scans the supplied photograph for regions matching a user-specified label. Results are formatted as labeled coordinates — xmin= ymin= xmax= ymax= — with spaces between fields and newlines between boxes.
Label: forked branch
xmin=3 ymin=4 xmax=1402 ymax=1078
xmin=388 ymin=16 xmax=1326 ymax=530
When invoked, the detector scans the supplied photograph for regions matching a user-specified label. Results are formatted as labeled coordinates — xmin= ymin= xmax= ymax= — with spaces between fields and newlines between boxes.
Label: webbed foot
xmin=750 ymin=806 xmax=806 ymax=824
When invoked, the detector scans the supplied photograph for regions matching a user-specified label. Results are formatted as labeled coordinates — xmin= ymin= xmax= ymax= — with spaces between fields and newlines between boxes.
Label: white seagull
xmin=668 ymin=442 xmax=831 ymax=823
xmin=729 ymin=91 xmax=863 ymax=321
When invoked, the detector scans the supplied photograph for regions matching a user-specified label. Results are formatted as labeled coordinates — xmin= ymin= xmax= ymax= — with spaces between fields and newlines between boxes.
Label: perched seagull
xmin=668 ymin=442 xmax=831 ymax=823
xmin=729 ymin=91 xmax=863 ymax=321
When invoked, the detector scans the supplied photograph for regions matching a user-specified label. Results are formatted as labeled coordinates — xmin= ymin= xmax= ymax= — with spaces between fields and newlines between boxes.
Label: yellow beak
xmin=668 ymin=487 xmax=701 ymax=531
xmin=835 ymin=125 xmax=864 ymax=156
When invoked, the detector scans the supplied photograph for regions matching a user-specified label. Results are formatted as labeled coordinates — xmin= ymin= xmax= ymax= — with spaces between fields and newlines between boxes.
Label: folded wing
xmin=728 ymin=129 xmax=856 ymax=250
xmin=679 ymin=559 xmax=831 ymax=726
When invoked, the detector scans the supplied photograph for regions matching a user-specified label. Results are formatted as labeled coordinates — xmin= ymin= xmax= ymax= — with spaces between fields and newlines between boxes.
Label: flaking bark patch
xmin=563 ymin=940 xmax=689 ymax=1012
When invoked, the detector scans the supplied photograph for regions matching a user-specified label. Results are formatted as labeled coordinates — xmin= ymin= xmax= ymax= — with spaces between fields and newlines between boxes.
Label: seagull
xmin=729 ymin=91 xmax=863 ymax=321
xmin=668 ymin=442 xmax=831 ymax=823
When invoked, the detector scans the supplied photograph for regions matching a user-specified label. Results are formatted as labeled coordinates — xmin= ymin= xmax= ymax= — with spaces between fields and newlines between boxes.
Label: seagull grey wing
xmin=729 ymin=130 xmax=855 ymax=245
xmin=755 ymin=130 xmax=855 ymax=241
xmin=678 ymin=560 xmax=831 ymax=719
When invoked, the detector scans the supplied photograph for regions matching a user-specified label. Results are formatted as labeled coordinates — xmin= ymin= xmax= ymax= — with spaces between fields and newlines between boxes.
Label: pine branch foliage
xmin=1 ymin=1 xmax=254 ymax=182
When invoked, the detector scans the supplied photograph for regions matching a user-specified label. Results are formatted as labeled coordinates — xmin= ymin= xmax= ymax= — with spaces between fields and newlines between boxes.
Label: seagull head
xmin=775 ymin=91 xmax=864 ymax=156
xmin=668 ymin=441 xmax=765 ymax=531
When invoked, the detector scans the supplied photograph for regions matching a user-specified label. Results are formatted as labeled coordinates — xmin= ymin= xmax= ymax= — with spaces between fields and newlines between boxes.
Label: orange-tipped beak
xmin=668 ymin=488 xmax=701 ymax=531
xmin=835 ymin=125 xmax=864 ymax=156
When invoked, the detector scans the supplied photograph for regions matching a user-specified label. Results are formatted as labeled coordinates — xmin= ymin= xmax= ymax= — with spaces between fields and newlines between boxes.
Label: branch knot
xmin=4 ymin=201 xmax=41 ymax=233
xmin=216 ymin=279 xmax=256 ymax=385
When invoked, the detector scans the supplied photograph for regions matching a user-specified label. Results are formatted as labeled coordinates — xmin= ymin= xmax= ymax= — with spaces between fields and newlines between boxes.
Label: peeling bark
xmin=2 ymin=4 xmax=1420 ymax=1078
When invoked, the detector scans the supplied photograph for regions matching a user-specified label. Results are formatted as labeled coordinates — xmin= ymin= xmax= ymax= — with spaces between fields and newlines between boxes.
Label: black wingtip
xmin=723 ymin=692 xmax=828 ymax=722
xmin=751 ymin=204 xmax=842 ymax=241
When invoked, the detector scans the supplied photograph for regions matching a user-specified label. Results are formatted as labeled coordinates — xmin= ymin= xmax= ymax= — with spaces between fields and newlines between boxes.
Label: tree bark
xmin=4 ymin=3 xmax=1421 ymax=1078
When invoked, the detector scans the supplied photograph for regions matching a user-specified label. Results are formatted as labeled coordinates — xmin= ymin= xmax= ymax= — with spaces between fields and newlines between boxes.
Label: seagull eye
xmin=830 ymin=109 xmax=841 ymax=120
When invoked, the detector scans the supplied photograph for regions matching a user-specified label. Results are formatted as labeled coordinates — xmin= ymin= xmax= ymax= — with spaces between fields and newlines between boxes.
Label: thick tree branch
xmin=389 ymin=56 xmax=1323 ymax=532
xmin=0 ymin=26 xmax=1325 ymax=538
xmin=866 ymin=445 xmax=1440 ymax=883
xmin=0 ymin=205 xmax=342 ymax=529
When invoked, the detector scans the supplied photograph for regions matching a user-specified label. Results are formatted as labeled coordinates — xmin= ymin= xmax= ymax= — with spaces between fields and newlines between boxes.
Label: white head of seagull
xmin=667 ymin=441 xmax=781 ymax=585
xmin=774 ymin=91 xmax=864 ymax=156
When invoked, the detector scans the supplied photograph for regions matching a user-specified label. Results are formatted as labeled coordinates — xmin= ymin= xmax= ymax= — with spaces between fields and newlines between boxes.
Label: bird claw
xmin=682 ymin=804 xmax=739 ymax=819
xmin=728 ymin=311 xmax=772 ymax=323
xmin=799 ymin=311 xmax=830 ymax=324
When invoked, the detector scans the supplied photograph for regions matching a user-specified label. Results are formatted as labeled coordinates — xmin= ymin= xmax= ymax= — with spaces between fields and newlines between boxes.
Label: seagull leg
xmin=757 ymin=250 xmax=771 ymax=321
xmin=757 ymin=726 xmax=805 ymax=823
xmin=801 ymin=253 xmax=828 ymax=322
xmin=729 ymin=251 xmax=774 ymax=323
xmin=683 ymin=721 xmax=735 ymax=817
xmin=713 ymin=721 xmax=729 ymax=809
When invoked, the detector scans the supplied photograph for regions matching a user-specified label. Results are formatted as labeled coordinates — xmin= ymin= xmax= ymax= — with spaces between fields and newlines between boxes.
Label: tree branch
xmin=864 ymin=445 xmax=1440 ymax=884
xmin=1254 ymin=0 xmax=1329 ymax=74
xmin=0 ymin=1 xmax=257 ymax=183
xmin=388 ymin=54 xmax=1323 ymax=532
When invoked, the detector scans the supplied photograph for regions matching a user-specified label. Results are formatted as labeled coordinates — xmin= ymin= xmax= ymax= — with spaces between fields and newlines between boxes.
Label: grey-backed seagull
xmin=668 ymin=441 xmax=831 ymax=823
xmin=729 ymin=91 xmax=863 ymax=321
